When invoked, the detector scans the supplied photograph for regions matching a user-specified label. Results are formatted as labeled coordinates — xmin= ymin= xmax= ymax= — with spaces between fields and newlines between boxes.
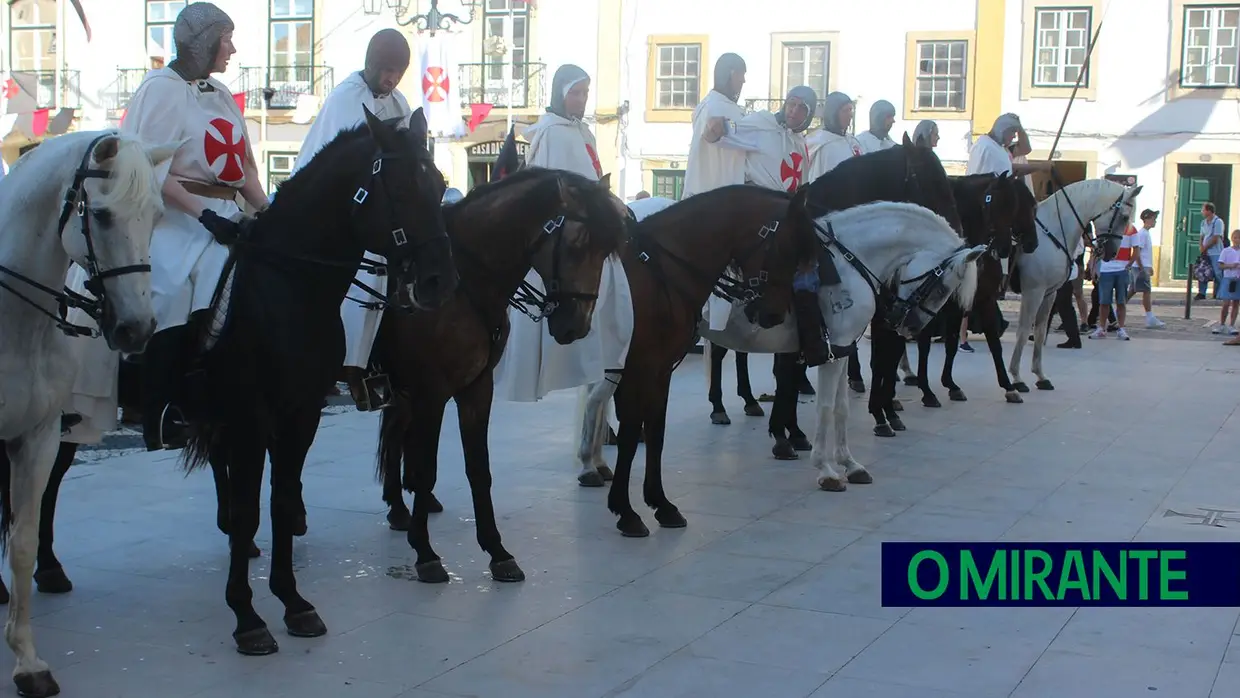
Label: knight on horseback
xmin=855 ymin=99 xmax=897 ymax=154
xmin=122 ymin=2 xmax=270 ymax=451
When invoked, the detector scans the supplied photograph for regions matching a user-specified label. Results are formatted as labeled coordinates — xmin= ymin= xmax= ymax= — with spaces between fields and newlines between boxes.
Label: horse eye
xmin=91 ymin=208 xmax=114 ymax=227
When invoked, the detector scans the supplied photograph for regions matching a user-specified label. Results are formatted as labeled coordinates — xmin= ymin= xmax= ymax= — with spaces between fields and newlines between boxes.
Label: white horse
xmin=1007 ymin=178 xmax=1141 ymax=394
xmin=0 ymin=130 xmax=177 ymax=698
xmin=576 ymin=201 xmax=985 ymax=491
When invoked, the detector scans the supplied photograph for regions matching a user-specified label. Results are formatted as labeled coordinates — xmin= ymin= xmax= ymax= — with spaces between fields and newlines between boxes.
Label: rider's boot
xmin=793 ymin=289 xmax=830 ymax=367
xmin=141 ymin=325 xmax=191 ymax=451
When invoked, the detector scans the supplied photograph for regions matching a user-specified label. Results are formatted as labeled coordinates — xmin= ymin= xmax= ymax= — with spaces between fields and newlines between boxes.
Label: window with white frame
xmin=1181 ymin=4 xmax=1240 ymax=87
xmin=914 ymin=39 xmax=968 ymax=111
xmin=270 ymin=0 xmax=314 ymax=83
xmin=1032 ymin=6 xmax=1093 ymax=87
xmin=654 ymin=43 xmax=702 ymax=109
xmin=268 ymin=152 xmax=297 ymax=194
xmin=781 ymin=42 xmax=829 ymax=100
xmin=146 ymin=1 xmax=185 ymax=62
xmin=483 ymin=0 xmax=529 ymax=82
xmin=8 ymin=0 xmax=57 ymax=108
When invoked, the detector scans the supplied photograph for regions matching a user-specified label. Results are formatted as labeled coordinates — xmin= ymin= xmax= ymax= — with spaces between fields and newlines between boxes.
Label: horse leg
xmin=1007 ymin=294 xmax=1037 ymax=393
xmin=899 ymin=346 xmax=916 ymax=385
xmin=939 ymin=304 xmax=966 ymax=403
xmin=707 ymin=343 xmax=729 ymax=424
xmin=404 ymin=399 xmax=449 ymax=583
xmin=212 ymin=444 xmax=260 ymax=559
xmin=1031 ymin=291 xmax=1057 ymax=390
xmin=577 ymin=378 xmax=617 ymax=486
xmin=867 ymin=335 xmax=893 ymax=436
xmin=220 ymin=430 xmax=279 ymax=656
xmin=846 ymin=351 xmax=865 ymax=393
xmin=811 ymin=360 xmax=847 ymax=491
xmin=607 ymin=377 xmax=648 ymax=537
xmin=880 ymin=333 xmax=905 ymax=433
xmin=381 ymin=440 xmax=411 ymax=531
xmin=32 ymin=443 xmax=75 ymax=595
xmin=735 ymin=351 xmax=762 ymax=416
xmin=835 ymin=356 xmax=872 ymax=485
xmin=4 ymin=421 xmax=62 ymax=697
xmin=768 ymin=355 xmax=800 ymax=460
xmin=267 ymin=409 xmax=326 ymax=641
xmin=981 ymin=300 xmax=1021 ymax=403
xmin=638 ymin=371 xmax=685 ymax=529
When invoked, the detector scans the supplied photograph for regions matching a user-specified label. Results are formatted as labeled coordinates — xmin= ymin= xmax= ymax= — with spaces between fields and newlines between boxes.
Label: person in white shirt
xmin=855 ymin=100 xmax=896 ymax=154
xmin=1125 ymin=209 xmax=1166 ymax=328
xmin=1197 ymin=202 xmax=1226 ymax=300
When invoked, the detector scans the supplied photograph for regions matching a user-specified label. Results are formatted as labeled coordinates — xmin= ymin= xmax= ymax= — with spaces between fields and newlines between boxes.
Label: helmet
xmin=442 ymin=187 xmax=464 ymax=204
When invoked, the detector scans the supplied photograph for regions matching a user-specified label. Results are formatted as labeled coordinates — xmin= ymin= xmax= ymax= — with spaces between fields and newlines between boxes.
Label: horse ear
xmin=1129 ymin=184 xmax=1144 ymax=199
xmin=598 ymin=172 xmax=612 ymax=190
xmin=93 ymin=136 xmax=120 ymax=163
xmin=962 ymin=244 xmax=989 ymax=263
xmin=144 ymin=138 xmax=186 ymax=167
xmin=362 ymin=103 xmax=383 ymax=135
xmin=902 ymin=132 xmax=914 ymax=147
xmin=407 ymin=108 xmax=430 ymax=148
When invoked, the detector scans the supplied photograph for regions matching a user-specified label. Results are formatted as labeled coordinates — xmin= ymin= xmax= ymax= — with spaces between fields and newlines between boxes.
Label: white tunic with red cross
xmin=737 ymin=110 xmax=810 ymax=193
xmin=122 ymin=68 xmax=252 ymax=332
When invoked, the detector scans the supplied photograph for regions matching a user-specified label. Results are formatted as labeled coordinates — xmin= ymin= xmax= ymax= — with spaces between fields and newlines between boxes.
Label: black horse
xmin=761 ymin=137 xmax=965 ymax=459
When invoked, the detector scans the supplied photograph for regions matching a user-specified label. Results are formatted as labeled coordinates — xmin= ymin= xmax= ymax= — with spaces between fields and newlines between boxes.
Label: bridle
xmin=0 ymin=133 xmax=150 ymax=338
xmin=1036 ymin=170 xmax=1129 ymax=277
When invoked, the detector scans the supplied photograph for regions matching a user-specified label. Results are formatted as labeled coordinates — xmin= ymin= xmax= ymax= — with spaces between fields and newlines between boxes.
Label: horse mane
xmin=639 ymin=185 xmax=791 ymax=228
xmin=92 ymin=133 xmax=165 ymax=215
xmin=1045 ymin=177 xmax=1127 ymax=212
xmin=269 ymin=124 xmax=374 ymax=201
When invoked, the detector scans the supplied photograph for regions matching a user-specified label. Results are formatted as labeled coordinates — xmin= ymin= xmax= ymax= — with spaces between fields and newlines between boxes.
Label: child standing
xmin=1216 ymin=230 xmax=1240 ymax=336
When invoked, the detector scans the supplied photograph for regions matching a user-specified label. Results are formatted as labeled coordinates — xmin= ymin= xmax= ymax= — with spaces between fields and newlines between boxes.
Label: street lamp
xmin=384 ymin=0 xmax=476 ymax=36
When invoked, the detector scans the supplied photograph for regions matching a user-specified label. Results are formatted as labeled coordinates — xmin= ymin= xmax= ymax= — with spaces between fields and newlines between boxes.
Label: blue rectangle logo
xmin=881 ymin=542 xmax=1240 ymax=606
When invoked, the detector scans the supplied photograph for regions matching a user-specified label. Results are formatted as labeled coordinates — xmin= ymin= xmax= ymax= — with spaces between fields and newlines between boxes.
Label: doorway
xmin=468 ymin=161 xmax=495 ymax=190
xmin=1173 ymin=164 xmax=1232 ymax=280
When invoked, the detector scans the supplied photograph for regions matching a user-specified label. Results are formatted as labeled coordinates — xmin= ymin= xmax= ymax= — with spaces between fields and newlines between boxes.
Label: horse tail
xmin=181 ymin=422 xmax=218 ymax=474
xmin=375 ymin=399 xmax=406 ymax=485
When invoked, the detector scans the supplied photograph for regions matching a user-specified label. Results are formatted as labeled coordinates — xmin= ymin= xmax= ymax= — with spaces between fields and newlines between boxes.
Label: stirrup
xmin=158 ymin=403 xmax=190 ymax=450
xmin=361 ymin=372 xmax=392 ymax=411
xmin=60 ymin=413 xmax=83 ymax=435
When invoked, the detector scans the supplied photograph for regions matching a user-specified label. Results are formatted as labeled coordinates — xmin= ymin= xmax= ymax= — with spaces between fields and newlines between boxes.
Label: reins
xmin=1036 ymin=171 xmax=1128 ymax=278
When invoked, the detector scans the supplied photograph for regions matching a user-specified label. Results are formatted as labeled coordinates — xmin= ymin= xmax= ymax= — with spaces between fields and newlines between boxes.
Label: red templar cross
xmin=422 ymin=67 xmax=449 ymax=103
xmin=204 ymin=117 xmax=247 ymax=184
xmin=780 ymin=151 xmax=804 ymax=193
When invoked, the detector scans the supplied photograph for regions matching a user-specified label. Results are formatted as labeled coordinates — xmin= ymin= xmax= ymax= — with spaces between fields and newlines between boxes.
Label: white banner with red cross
xmin=417 ymin=34 xmax=465 ymax=139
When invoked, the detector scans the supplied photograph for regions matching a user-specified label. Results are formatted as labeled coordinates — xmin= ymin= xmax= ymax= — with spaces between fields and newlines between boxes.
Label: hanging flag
xmin=291 ymin=93 xmax=319 ymax=125
xmin=4 ymin=72 xmax=40 ymax=114
xmin=232 ymin=92 xmax=247 ymax=116
xmin=47 ymin=108 xmax=75 ymax=135
xmin=417 ymin=34 xmax=465 ymax=139
xmin=15 ymin=108 xmax=51 ymax=138
xmin=491 ymin=126 xmax=522 ymax=182
xmin=467 ymin=103 xmax=492 ymax=133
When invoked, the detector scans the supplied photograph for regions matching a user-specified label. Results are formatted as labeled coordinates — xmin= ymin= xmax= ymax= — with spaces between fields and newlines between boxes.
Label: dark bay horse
xmin=371 ymin=167 xmax=631 ymax=583
xmin=762 ymin=138 xmax=964 ymax=459
xmin=581 ymin=185 xmax=820 ymax=537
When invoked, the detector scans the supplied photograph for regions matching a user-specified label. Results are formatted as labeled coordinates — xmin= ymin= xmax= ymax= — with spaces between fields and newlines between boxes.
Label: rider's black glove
xmin=199 ymin=210 xmax=256 ymax=245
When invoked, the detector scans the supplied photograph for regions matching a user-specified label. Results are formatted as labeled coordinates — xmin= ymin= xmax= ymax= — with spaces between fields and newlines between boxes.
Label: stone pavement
xmin=3 ymin=334 xmax=1240 ymax=698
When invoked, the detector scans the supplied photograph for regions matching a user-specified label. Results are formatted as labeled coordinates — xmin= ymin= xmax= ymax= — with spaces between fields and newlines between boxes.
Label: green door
xmin=1173 ymin=175 xmax=1213 ymax=279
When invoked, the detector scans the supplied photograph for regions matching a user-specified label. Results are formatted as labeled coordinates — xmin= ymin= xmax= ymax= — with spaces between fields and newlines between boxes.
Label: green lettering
xmin=1129 ymin=550 xmax=1158 ymax=600
xmin=908 ymin=551 xmax=949 ymax=600
xmin=961 ymin=550 xmax=1004 ymax=600
xmin=1057 ymin=550 xmax=1090 ymax=601
xmin=1010 ymin=548 xmax=1020 ymax=600
xmin=1091 ymin=549 xmax=1127 ymax=600
xmin=1023 ymin=550 xmax=1055 ymax=600
xmin=1159 ymin=550 xmax=1188 ymax=601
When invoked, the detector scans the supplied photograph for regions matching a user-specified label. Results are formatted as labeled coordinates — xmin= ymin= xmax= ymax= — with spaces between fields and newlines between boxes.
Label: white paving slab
xmin=1 ymin=332 xmax=1238 ymax=697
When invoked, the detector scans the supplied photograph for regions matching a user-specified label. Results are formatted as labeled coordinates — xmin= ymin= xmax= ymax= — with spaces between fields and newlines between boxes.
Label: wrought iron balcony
xmin=110 ymin=68 xmax=150 ymax=112
xmin=235 ymin=65 xmax=334 ymax=110
xmin=744 ymin=97 xmax=828 ymax=130
xmin=458 ymin=61 xmax=546 ymax=110
xmin=8 ymin=69 xmax=81 ymax=110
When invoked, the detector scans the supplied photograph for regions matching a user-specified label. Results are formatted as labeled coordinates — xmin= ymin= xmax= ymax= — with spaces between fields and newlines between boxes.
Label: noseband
xmin=509 ymin=212 xmax=603 ymax=321
xmin=0 ymin=133 xmax=149 ymax=337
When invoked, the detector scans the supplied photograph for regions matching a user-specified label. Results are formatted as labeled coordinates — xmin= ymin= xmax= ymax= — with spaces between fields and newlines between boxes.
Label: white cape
xmin=856 ymin=131 xmax=896 ymax=154
xmin=738 ymin=111 xmax=809 ymax=193
xmin=805 ymin=129 xmax=862 ymax=183
xmin=682 ymin=91 xmax=747 ymax=198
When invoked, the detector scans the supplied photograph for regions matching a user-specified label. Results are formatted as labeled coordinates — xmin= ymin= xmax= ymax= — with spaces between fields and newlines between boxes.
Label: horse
xmin=573 ymin=185 xmax=819 ymax=536
xmin=173 ymin=106 xmax=458 ymax=657
xmin=0 ymin=130 xmax=179 ymax=698
xmin=702 ymin=201 xmax=985 ymax=491
xmin=750 ymin=139 xmax=965 ymax=458
xmin=1007 ymin=178 xmax=1140 ymax=392
xmin=371 ymin=167 xmax=631 ymax=583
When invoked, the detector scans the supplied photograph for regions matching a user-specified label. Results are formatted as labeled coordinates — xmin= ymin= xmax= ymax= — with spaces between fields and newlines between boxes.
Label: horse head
xmin=62 ymin=131 xmax=180 ymax=352
xmin=357 ymin=105 xmax=458 ymax=311
xmin=1053 ymin=179 xmax=1143 ymax=262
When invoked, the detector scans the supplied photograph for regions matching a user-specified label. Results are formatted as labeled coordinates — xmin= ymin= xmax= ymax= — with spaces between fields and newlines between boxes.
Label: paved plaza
xmin=3 ymin=330 xmax=1240 ymax=697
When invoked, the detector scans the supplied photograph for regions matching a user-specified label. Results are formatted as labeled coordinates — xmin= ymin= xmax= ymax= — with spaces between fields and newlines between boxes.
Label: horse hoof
xmin=710 ymin=411 xmax=731 ymax=425
xmin=578 ymin=471 xmax=606 ymax=488
xmin=848 ymin=470 xmax=875 ymax=485
xmin=922 ymin=395 xmax=941 ymax=408
xmin=1004 ymin=391 xmax=1024 ymax=404
xmin=1035 ymin=380 xmax=1054 ymax=391
xmin=743 ymin=402 xmax=765 ymax=417
xmin=772 ymin=439 xmax=799 ymax=460
xmin=892 ymin=399 xmax=904 ymax=412
xmin=848 ymin=380 xmax=866 ymax=394
xmin=597 ymin=465 xmax=614 ymax=481
xmin=386 ymin=507 xmax=411 ymax=531
xmin=817 ymin=476 xmax=847 ymax=492
xmin=416 ymin=561 xmax=450 ymax=584
xmin=948 ymin=389 xmax=967 ymax=402
xmin=234 ymin=627 xmax=279 ymax=656
xmin=617 ymin=515 xmax=650 ymax=538
xmin=34 ymin=567 xmax=73 ymax=595
xmin=873 ymin=424 xmax=895 ymax=438
xmin=654 ymin=506 xmax=687 ymax=528
xmin=490 ymin=559 xmax=526 ymax=582
xmin=292 ymin=514 xmax=307 ymax=537
xmin=889 ymin=417 xmax=906 ymax=432
xmin=248 ymin=541 xmax=261 ymax=559
xmin=902 ymin=375 xmax=918 ymax=386
xmin=424 ymin=492 xmax=445 ymax=513
xmin=14 ymin=670 xmax=59 ymax=698
xmin=1012 ymin=382 xmax=1030 ymax=393
xmin=790 ymin=435 xmax=812 ymax=452
xmin=284 ymin=610 xmax=328 ymax=638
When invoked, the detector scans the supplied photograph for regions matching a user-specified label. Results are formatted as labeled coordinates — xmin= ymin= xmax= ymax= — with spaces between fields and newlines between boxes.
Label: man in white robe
xmin=855 ymin=100 xmax=897 ymax=154
xmin=287 ymin=29 xmax=413 ymax=410
xmin=805 ymin=91 xmax=862 ymax=184
xmin=491 ymin=64 xmax=634 ymax=407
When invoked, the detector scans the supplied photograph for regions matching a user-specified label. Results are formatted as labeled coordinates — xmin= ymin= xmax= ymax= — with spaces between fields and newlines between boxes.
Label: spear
xmin=1046 ymin=14 xmax=1105 ymax=162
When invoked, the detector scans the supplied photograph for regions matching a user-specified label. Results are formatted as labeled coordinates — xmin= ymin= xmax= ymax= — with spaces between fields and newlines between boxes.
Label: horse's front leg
xmin=607 ymin=376 xmax=648 ymax=537
xmin=836 ymin=355 xmax=872 ymax=485
xmin=868 ymin=337 xmax=893 ymax=435
xmin=3 ymin=421 xmax=61 ymax=698
xmin=1007 ymin=294 xmax=1038 ymax=392
xmin=267 ymin=408 xmax=327 ymax=642
xmin=1031 ymin=290 xmax=1058 ymax=390
xmin=915 ymin=328 xmax=940 ymax=407
xmin=456 ymin=373 xmax=523 ymax=582
xmin=222 ymin=428 xmax=279 ymax=656
xmin=939 ymin=304 xmax=966 ymax=403
xmin=706 ymin=342 xmax=729 ymax=424
xmin=577 ymin=378 xmax=618 ymax=486
xmin=811 ymin=360 xmax=847 ymax=491
xmin=640 ymin=371 xmax=684 ymax=529
xmin=212 ymin=445 xmax=260 ymax=559
xmin=32 ymin=442 xmax=75 ymax=595
xmin=404 ymin=399 xmax=448 ymax=583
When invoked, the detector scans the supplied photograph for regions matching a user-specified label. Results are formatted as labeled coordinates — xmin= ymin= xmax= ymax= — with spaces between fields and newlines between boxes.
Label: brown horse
xmin=372 ymin=167 xmax=631 ymax=583
xmin=578 ymin=185 xmax=820 ymax=537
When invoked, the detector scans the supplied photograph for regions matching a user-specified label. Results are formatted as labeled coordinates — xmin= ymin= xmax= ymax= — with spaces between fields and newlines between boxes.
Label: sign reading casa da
xmin=467 ymin=140 xmax=529 ymax=158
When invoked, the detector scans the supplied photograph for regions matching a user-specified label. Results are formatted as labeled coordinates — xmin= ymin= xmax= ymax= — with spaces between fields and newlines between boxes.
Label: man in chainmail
xmin=856 ymin=100 xmax=897 ymax=154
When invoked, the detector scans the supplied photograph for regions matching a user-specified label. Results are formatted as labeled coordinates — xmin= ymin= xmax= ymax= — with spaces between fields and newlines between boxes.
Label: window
xmin=652 ymin=170 xmax=684 ymax=200
xmin=268 ymin=152 xmax=296 ymax=194
xmin=482 ymin=0 xmax=529 ymax=82
xmin=1181 ymin=4 xmax=1240 ymax=87
xmin=270 ymin=0 xmax=314 ymax=81
xmin=1032 ymin=6 xmax=1093 ymax=87
xmin=146 ymin=1 xmax=185 ymax=62
xmin=913 ymin=39 xmax=968 ymax=111
xmin=8 ymin=0 xmax=57 ymax=108
xmin=645 ymin=35 xmax=708 ymax=122
xmin=781 ymin=43 xmax=829 ymax=100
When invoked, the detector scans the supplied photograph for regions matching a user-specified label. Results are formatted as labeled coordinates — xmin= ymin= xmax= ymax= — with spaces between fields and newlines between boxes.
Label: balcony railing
xmin=9 ymin=69 xmax=81 ymax=110
xmin=744 ymin=98 xmax=828 ymax=130
xmin=459 ymin=62 xmax=546 ymax=110
xmin=235 ymin=65 xmax=334 ymax=110
xmin=109 ymin=68 xmax=150 ymax=112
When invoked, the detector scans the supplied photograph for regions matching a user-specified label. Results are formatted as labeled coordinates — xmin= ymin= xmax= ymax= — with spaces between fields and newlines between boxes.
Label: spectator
xmin=1046 ymin=232 xmax=1086 ymax=348
xmin=1213 ymin=229 xmax=1240 ymax=336
xmin=1126 ymin=209 xmax=1166 ymax=329
xmin=1086 ymin=248 xmax=1117 ymax=330
xmin=634 ymin=190 xmax=651 ymax=200
xmin=1090 ymin=223 xmax=1135 ymax=340
xmin=1197 ymin=202 xmax=1226 ymax=300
